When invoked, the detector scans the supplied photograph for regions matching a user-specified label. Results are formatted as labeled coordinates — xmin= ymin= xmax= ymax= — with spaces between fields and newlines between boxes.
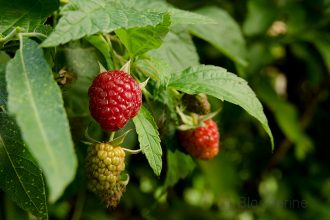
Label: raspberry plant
xmin=0 ymin=0 xmax=282 ymax=219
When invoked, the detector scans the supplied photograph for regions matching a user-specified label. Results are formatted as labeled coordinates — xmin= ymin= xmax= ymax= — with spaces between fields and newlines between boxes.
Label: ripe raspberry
xmin=182 ymin=93 xmax=211 ymax=115
xmin=88 ymin=70 xmax=142 ymax=131
xmin=178 ymin=119 xmax=220 ymax=160
xmin=86 ymin=142 xmax=126 ymax=208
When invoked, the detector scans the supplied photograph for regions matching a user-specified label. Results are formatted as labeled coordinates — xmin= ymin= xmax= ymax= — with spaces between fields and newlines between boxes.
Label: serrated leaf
xmin=168 ymin=65 xmax=274 ymax=149
xmin=0 ymin=0 xmax=59 ymax=34
xmin=168 ymin=8 xmax=216 ymax=25
xmin=189 ymin=6 xmax=247 ymax=67
xmin=149 ymin=26 xmax=199 ymax=72
xmin=41 ymin=0 xmax=167 ymax=47
xmin=115 ymin=13 xmax=171 ymax=57
xmin=0 ymin=113 xmax=48 ymax=219
xmin=6 ymin=37 xmax=77 ymax=202
xmin=132 ymin=106 xmax=162 ymax=176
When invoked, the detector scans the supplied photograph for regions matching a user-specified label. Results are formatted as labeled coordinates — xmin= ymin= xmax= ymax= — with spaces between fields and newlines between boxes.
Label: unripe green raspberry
xmin=86 ymin=142 xmax=127 ymax=207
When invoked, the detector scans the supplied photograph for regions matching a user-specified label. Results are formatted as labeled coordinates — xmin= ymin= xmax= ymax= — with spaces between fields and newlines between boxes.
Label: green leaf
xmin=0 ymin=113 xmax=48 ymax=219
xmin=6 ymin=37 xmax=77 ymax=202
xmin=242 ymin=0 xmax=277 ymax=36
xmin=135 ymin=56 xmax=170 ymax=81
xmin=115 ymin=13 xmax=171 ymax=57
xmin=168 ymin=8 xmax=216 ymax=25
xmin=132 ymin=106 xmax=162 ymax=176
xmin=149 ymin=26 xmax=199 ymax=72
xmin=41 ymin=0 xmax=167 ymax=47
xmin=189 ymin=6 xmax=247 ymax=67
xmin=255 ymin=79 xmax=312 ymax=159
xmin=0 ymin=52 xmax=10 ymax=107
xmin=314 ymin=35 xmax=330 ymax=73
xmin=85 ymin=34 xmax=114 ymax=70
xmin=0 ymin=0 xmax=59 ymax=34
xmin=58 ymin=42 xmax=100 ymax=117
xmin=168 ymin=65 xmax=274 ymax=149
xmin=164 ymin=149 xmax=195 ymax=188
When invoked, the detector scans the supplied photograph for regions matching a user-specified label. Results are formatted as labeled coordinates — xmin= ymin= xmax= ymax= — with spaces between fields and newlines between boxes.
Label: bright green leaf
xmin=149 ymin=26 xmax=199 ymax=72
xmin=168 ymin=65 xmax=274 ymax=149
xmin=133 ymin=106 xmax=162 ymax=176
xmin=0 ymin=113 xmax=48 ymax=219
xmin=116 ymin=13 xmax=171 ymax=57
xmin=41 ymin=0 xmax=167 ymax=47
xmin=189 ymin=6 xmax=247 ymax=67
xmin=6 ymin=37 xmax=77 ymax=202
xmin=169 ymin=8 xmax=216 ymax=25
xmin=85 ymin=34 xmax=114 ymax=70
xmin=0 ymin=0 xmax=59 ymax=34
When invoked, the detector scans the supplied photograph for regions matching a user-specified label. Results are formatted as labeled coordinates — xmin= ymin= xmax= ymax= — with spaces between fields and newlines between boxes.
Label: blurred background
xmin=4 ymin=0 xmax=329 ymax=219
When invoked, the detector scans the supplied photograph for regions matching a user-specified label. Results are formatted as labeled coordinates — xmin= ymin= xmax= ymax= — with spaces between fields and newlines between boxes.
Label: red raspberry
xmin=178 ymin=119 xmax=220 ymax=160
xmin=88 ymin=70 xmax=142 ymax=131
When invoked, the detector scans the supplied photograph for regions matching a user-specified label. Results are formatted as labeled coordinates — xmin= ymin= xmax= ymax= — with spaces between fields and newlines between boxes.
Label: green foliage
xmin=133 ymin=106 xmax=162 ymax=176
xmin=0 ymin=0 xmax=58 ymax=34
xmin=189 ymin=6 xmax=247 ymax=67
xmin=6 ymin=37 xmax=77 ymax=202
xmin=168 ymin=65 xmax=273 ymax=147
xmin=2 ymin=0 xmax=328 ymax=219
xmin=0 ymin=114 xmax=48 ymax=219
xmin=41 ymin=0 xmax=168 ymax=47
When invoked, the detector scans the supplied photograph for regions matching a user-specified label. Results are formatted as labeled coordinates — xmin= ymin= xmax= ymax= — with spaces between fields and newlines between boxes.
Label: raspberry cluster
xmin=86 ymin=142 xmax=127 ymax=208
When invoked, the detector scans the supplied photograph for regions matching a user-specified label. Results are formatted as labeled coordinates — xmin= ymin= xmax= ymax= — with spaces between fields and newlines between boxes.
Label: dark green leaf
xmin=115 ymin=13 xmax=171 ymax=57
xmin=6 ymin=37 xmax=77 ymax=202
xmin=0 ymin=113 xmax=48 ymax=219
xmin=0 ymin=0 xmax=59 ymax=34
xmin=59 ymin=42 xmax=100 ymax=117
xmin=149 ymin=26 xmax=199 ymax=72
xmin=133 ymin=106 xmax=162 ymax=176
xmin=41 ymin=0 xmax=167 ymax=47
xmin=0 ymin=52 xmax=10 ymax=107
xmin=189 ymin=6 xmax=247 ymax=67
xmin=242 ymin=0 xmax=277 ymax=36
xmin=164 ymin=149 xmax=195 ymax=188
xmin=314 ymin=35 xmax=330 ymax=73
xmin=168 ymin=65 xmax=274 ymax=149
xmin=255 ymin=79 xmax=312 ymax=159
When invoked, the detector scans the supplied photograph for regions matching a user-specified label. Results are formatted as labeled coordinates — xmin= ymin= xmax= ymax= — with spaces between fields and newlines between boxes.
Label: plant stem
xmin=109 ymin=131 xmax=116 ymax=142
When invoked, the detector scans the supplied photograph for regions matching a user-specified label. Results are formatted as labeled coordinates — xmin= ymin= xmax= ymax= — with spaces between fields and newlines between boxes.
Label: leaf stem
xmin=0 ymin=27 xmax=22 ymax=46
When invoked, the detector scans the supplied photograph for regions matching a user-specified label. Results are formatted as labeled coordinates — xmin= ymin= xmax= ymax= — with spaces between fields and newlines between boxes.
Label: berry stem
xmin=122 ymin=148 xmax=142 ymax=154
xmin=109 ymin=131 xmax=116 ymax=142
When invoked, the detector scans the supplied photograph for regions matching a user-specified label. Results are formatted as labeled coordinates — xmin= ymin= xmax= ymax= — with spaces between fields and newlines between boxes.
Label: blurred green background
xmin=3 ymin=0 xmax=330 ymax=219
